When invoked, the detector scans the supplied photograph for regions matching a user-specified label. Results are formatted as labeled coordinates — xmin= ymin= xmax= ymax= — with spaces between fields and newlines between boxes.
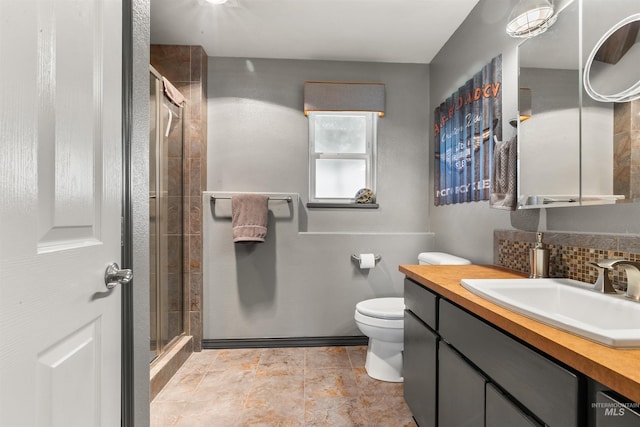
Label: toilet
xmin=354 ymin=252 xmax=471 ymax=382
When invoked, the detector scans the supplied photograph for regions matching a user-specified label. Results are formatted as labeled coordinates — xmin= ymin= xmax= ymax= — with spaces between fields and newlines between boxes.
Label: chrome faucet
xmin=587 ymin=260 xmax=619 ymax=294
xmin=610 ymin=259 xmax=640 ymax=301
xmin=589 ymin=259 xmax=640 ymax=301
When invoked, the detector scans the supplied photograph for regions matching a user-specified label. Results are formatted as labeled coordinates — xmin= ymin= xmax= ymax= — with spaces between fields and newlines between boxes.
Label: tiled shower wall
xmin=613 ymin=100 xmax=640 ymax=201
xmin=494 ymin=229 xmax=640 ymax=290
xmin=151 ymin=45 xmax=207 ymax=351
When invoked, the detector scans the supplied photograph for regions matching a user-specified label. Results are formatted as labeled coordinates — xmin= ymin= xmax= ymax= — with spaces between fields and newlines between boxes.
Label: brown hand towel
xmin=231 ymin=194 xmax=269 ymax=243
xmin=162 ymin=77 xmax=185 ymax=107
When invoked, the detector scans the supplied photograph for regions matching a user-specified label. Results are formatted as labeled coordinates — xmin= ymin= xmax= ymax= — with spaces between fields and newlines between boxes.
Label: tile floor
xmin=151 ymin=346 xmax=417 ymax=426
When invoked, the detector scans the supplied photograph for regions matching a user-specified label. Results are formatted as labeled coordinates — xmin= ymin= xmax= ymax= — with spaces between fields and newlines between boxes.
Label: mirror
xmin=517 ymin=0 xmax=583 ymax=208
xmin=584 ymin=14 xmax=640 ymax=103
xmin=583 ymin=0 xmax=640 ymax=204
xmin=516 ymin=0 xmax=640 ymax=208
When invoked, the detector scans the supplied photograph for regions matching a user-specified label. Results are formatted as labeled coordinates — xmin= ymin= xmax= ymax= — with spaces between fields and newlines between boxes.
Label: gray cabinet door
xmin=486 ymin=383 xmax=542 ymax=427
xmin=404 ymin=310 xmax=437 ymax=427
xmin=439 ymin=342 xmax=485 ymax=427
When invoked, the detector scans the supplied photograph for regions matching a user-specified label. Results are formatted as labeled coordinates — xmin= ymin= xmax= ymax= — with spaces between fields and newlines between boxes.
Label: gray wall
xmin=207 ymin=58 xmax=431 ymax=232
xmin=429 ymin=0 xmax=640 ymax=264
xmin=204 ymin=58 xmax=434 ymax=339
xmin=428 ymin=0 xmax=525 ymax=263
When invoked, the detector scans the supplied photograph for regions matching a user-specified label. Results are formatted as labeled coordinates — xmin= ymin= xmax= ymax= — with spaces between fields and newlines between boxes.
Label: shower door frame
xmin=149 ymin=65 xmax=186 ymax=363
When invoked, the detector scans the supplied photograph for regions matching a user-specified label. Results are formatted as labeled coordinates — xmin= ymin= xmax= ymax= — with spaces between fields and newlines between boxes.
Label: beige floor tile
xmin=246 ymin=374 xmax=305 ymax=402
xmin=242 ymin=375 xmax=305 ymax=425
xmin=256 ymin=347 xmax=305 ymax=377
xmin=151 ymin=346 xmax=415 ymax=427
xmin=190 ymin=368 xmax=255 ymax=402
xmin=150 ymin=401 xmax=186 ymax=427
xmin=241 ymin=398 xmax=305 ymax=426
xmin=174 ymin=411 xmax=242 ymax=427
xmin=175 ymin=398 xmax=244 ymax=426
xmin=208 ymin=348 xmax=263 ymax=371
xmin=353 ymin=367 xmax=404 ymax=398
xmin=304 ymin=367 xmax=360 ymax=399
xmin=346 ymin=345 xmax=368 ymax=368
xmin=361 ymin=394 xmax=417 ymax=427
xmin=305 ymin=346 xmax=351 ymax=369
xmin=304 ymin=396 xmax=368 ymax=426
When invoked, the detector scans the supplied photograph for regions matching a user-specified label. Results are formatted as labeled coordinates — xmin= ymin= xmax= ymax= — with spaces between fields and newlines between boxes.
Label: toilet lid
xmin=356 ymin=297 xmax=404 ymax=319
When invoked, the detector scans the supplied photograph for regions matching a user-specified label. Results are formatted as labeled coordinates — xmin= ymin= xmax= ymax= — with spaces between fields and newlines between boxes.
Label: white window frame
xmin=308 ymin=111 xmax=377 ymax=204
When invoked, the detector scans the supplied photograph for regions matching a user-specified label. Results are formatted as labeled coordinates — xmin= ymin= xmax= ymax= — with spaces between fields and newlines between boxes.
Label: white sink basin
xmin=460 ymin=278 xmax=640 ymax=348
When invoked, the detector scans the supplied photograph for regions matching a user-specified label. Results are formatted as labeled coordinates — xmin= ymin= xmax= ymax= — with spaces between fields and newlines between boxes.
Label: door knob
xmin=104 ymin=262 xmax=133 ymax=289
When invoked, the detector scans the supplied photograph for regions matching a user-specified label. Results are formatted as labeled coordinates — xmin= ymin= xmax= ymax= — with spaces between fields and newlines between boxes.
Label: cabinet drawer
xmin=486 ymin=383 xmax=542 ymax=427
xmin=404 ymin=278 xmax=437 ymax=329
xmin=439 ymin=299 xmax=580 ymax=427
xmin=595 ymin=391 xmax=640 ymax=426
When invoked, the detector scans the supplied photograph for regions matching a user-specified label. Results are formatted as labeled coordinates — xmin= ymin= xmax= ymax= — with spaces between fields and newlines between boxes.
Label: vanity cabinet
xmin=403 ymin=277 xmax=579 ymax=426
xmin=400 ymin=266 xmax=640 ymax=427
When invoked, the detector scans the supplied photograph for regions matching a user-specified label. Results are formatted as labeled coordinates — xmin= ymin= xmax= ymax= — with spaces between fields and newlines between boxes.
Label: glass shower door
xmin=149 ymin=68 xmax=185 ymax=363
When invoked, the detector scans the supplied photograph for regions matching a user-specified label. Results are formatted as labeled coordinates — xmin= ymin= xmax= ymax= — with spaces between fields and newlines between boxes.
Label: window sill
xmin=306 ymin=203 xmax=379 ymax=209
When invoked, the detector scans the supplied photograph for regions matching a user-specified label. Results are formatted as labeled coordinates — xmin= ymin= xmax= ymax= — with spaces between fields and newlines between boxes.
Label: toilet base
xmin=364 ymin=338 xmax=403 ymax=383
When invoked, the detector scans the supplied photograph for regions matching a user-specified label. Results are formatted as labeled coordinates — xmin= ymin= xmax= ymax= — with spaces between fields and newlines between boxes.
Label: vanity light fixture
xmin=506 ymin=0 xmax=557 ymax=38
xmin=206 ymin=0 xmax=228 ymax=4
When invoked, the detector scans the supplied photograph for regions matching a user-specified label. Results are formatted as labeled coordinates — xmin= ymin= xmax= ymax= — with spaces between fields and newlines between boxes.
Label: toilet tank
xmin=418 ymin=252 xmax=471 ymax=265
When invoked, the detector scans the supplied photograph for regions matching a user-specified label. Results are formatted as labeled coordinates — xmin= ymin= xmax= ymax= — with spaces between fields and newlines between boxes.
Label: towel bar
xmin=210 ymin=195 xmax=292 ymax=203
xmin=351 ymin=254 xmax=382 ymax=263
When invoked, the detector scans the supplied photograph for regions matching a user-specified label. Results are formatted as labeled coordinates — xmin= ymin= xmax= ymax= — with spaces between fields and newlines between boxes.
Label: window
xmin=308 ymin=111 xmax=377 ymax=204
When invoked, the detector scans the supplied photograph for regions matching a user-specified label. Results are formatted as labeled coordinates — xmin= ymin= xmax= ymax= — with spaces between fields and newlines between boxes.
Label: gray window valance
xmin=303 ymin=81 xmax=385 ymax=117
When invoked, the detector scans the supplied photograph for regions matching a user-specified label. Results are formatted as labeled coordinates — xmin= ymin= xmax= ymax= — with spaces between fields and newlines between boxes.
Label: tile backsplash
xmin=494 ymin=230 xmax=640 ymax=290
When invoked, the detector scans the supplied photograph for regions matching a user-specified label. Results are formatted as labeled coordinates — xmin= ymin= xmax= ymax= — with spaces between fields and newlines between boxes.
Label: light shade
xmin=304 ymin=82 xmax=385 ymax=117
xmin=506 ymin=0 xmax=556 ymax=38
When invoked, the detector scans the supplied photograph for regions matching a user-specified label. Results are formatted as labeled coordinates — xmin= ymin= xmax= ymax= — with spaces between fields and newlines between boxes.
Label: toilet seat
xmin=355 ymin=310 xmax=403 ymax=329
xmin=355 ymin=297 xmax=404 ymax=319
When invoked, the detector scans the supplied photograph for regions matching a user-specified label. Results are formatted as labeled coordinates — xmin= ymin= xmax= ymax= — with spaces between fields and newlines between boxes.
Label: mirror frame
xmin=583 ymin=13 xmax=640 ymax=103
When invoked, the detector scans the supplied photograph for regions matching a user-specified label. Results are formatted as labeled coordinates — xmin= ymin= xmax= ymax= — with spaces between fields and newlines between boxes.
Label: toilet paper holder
xmin=351 ymin=254 xmax=381 ymax=264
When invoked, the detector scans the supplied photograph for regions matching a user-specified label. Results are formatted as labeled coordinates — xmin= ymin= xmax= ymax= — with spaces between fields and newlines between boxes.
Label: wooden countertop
xmin=399 ymin=264 xmax=640 ymax=403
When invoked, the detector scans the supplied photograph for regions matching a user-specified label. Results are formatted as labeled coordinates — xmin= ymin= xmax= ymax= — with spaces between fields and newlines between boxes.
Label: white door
xmin=0 ymin=0 xmax=124 ymax=426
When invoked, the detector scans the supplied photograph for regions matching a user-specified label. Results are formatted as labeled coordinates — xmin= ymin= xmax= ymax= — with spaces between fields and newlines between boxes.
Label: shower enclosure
xmin=149 ymin=66 xmax=185 ymax=363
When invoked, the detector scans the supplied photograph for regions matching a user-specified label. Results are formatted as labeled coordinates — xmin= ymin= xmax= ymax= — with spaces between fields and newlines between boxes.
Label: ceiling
xmin=150 ymin=0 xmax=480 ymax=64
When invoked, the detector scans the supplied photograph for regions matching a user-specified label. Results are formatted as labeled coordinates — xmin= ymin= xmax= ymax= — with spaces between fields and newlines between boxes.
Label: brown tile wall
xmin=613 ymin=99 xmax=640 ymax=202
xmin=494 ymin=229 xmax=640 ymax=291
xmin=151 ymin=45 xmax=207 ymax=351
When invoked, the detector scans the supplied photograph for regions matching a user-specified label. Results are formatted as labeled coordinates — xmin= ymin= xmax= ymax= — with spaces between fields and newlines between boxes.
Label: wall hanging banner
xmin=434 ymin=55 xmax=502 ymax=206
